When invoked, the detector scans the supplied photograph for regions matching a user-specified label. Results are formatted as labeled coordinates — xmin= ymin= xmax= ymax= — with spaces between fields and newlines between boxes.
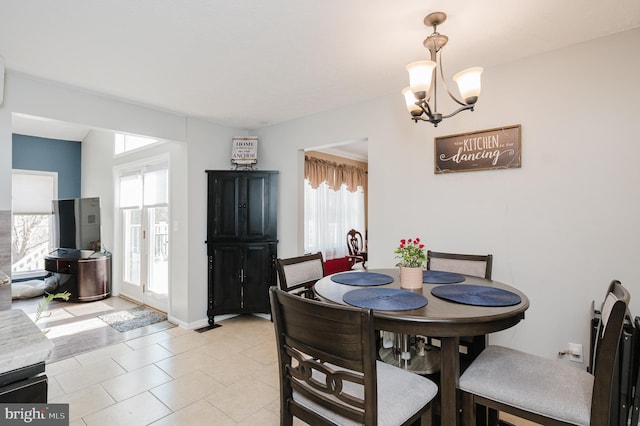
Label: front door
xmin=118 ymin=161 xmax=169 ymax=312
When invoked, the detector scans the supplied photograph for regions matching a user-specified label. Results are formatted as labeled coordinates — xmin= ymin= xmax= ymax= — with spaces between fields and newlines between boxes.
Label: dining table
xmin=313 ymin=268 xmax=529 ymax=426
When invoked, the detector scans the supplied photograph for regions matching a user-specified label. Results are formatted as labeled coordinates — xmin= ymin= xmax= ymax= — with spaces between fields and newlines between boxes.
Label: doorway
xmin=303 ymin=139 xmax=368 ymax=262
xmin=117 ymin=158 xmax=169 ymax=312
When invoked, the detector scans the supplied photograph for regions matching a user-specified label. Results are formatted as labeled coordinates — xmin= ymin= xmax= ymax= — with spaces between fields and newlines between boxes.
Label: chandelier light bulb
xmin=406 ymin=60 xmax=436 ymax=100
xmin=402 ymin=87 xmax=422 ymax=114
xmin=453 ymin=67 xmax=483 ymax=105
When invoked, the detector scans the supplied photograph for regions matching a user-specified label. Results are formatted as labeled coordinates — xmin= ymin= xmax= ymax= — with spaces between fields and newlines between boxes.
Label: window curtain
xmin=304 ymin=156 xmax=366 ymax=260
xmin=305 ymin=156 xmax=367 ymax=192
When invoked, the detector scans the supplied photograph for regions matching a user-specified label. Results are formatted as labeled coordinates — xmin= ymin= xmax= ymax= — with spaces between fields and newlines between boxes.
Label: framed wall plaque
xmin=231 ymin=137 xmax=258 ymax=166
xmin=434 ymin=124 xmax=521 ymax=174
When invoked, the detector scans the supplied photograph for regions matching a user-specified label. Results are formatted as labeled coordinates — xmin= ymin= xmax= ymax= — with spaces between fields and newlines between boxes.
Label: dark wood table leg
xmin=440 ymin=336 xmax=460 ymax=426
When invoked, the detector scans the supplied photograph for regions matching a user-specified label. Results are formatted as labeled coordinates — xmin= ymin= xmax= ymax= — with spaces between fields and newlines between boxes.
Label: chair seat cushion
xmin=294 ymin=360 xmax=438 ymax=426
xmin=459 ymin=345 xmax=594 ymax=425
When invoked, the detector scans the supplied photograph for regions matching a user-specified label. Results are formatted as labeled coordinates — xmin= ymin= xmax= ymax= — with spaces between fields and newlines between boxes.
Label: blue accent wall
xmin=12 ymin=134 xmax=82 ymax=199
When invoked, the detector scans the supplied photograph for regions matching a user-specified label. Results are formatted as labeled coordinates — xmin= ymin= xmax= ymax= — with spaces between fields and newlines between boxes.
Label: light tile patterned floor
xmin=47 ymin=314 xmax=291 ymax=426
xmin=43 ymin=309 xmax=536 ymax=426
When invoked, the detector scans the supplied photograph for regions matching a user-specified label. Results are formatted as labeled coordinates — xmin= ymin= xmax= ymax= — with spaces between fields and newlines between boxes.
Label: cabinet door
xmin=208 ymin=243 xmax=276 ymax=318
xmin=207 ymin=173 xmax=242 ymax=241
xmin=244 ymin=173 xmax=278 ymax=241
xmin=241 ymin=243 xmax=277 ymax=313
xmin=209 ymin=246 xmax=243 ymax=316
xmin=207 ymin=171 xmax=278 ymax=243
xmin=0 ymin=375 xmax=48 ymax=403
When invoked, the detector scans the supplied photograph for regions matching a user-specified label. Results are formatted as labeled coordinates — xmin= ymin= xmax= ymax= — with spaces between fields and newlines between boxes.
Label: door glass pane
xmin=147 ymin=206 xmax=168 ymax=295
xmin=144 ymin=169 xmax=168 ymax=205
xmin=120 ymin=174 xmax=142 ymax=208
xmin=122 ymin=209 xmax=142 ymax=285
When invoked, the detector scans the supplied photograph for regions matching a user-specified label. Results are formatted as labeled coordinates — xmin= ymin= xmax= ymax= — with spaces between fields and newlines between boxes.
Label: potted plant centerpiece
xmin=394 ymin=237 xmax=426 ymax=289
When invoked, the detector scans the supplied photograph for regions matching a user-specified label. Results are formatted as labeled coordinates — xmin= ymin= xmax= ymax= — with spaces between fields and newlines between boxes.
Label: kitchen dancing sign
xmin=434 ymin=125 xmax=521 ymax=174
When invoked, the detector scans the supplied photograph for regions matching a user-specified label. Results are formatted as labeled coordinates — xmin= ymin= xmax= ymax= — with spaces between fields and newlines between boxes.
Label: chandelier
xmin=402 ymin=12 xmax=483 ymax=127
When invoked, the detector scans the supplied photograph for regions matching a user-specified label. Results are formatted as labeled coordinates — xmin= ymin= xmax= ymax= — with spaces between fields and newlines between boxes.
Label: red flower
xmin=394 ymin=236 xmax=427 ymax=268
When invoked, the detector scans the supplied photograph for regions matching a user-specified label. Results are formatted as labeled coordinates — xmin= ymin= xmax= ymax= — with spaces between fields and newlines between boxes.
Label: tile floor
xmin=46 ymin=314 xmax=288 ymax=426
xmin=14 ymin=295 xmax=175 ymax=362
xmin=25 ymin=297 xmax=534 ymax=426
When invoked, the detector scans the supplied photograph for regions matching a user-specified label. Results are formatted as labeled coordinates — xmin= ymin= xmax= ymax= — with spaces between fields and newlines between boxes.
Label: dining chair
xmin=276 ymin=252 xmax=325 ymax=299
xmin=425 ymin=250 xmax=494 ymax=360
xmin=346 ymin=229 xmax=367 ymax=269
xmin=459 ymin=280 xmax=631 ymax=426
xmin=269 ymin=287 xmax=438 ymax=425
xmin=427 ymin=250 xmax=493 ymax=280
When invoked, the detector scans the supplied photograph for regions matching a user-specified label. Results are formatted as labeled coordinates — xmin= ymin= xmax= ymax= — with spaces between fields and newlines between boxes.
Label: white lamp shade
xmin=453 ymin=67 xmax=483 ymax=104
xmin=406 ymin=60 xmax=436 ymax=98
xmin=402 ymin=87 xmax=421 ymax=113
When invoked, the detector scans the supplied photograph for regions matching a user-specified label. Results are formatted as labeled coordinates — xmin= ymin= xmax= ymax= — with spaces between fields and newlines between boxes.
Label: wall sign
xmin=434 ymin=125 xmax=521 ymax=174
xmin=231 ymin=137 xmax=258 ymax=167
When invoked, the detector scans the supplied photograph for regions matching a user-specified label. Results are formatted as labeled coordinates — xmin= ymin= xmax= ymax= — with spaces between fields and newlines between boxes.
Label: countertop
xmin=0 ymin=309 xmax=54 ymax=375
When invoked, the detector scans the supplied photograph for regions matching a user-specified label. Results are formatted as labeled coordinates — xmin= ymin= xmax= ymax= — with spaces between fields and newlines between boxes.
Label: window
xmin=11 ymin=170 xmax=58 ymax=273
xmin=304 ymin=180 xmax=365 ymax=259
xmin=115 ymin=133 xmax=159 ymax=155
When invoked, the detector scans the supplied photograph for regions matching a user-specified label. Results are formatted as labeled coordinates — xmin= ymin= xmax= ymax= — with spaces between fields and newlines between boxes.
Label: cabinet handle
xmin=239 ymin=268 xmax=245 ymax=283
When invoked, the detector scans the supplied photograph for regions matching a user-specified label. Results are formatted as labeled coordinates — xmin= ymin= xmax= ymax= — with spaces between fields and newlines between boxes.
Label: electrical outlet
xmin=568 ymin=343 xmax=583 ymax=363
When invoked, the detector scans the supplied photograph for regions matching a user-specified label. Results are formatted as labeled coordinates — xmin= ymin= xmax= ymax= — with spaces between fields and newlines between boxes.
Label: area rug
xmin=98 ymin=306 xmax=167 ymax=332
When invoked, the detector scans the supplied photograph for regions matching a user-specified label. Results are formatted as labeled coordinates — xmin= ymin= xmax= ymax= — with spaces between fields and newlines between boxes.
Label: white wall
xmin=81 ymin=131 xmax=115 ymax=252
xmin=0 ymin=72 xmax=197 ymax=321
xmin=1 ymin=29 xmax=638 ymax=362
xmin=81 ymin=130 xmax=192 ymax=324
xmin=184 ymin=118 xmax=248 ymax=325
xmin=254 ymin=29 xmax=640 ymax=362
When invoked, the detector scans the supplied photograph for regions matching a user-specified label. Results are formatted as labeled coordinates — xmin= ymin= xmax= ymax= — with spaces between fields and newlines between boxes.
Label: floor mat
xmin=98 ymin=306 xmax=167 ymax=332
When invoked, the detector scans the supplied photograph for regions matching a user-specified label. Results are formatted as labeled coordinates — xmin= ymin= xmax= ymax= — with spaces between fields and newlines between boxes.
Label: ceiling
xmin=1 ymin=1 xmax=639 ymax=146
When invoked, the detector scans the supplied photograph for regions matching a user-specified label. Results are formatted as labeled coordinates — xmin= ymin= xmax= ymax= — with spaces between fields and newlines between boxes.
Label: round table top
xmin=314 ymin=268 xmax=530 ymax=337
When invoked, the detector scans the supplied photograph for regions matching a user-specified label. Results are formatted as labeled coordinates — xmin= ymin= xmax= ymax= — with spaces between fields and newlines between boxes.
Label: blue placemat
xmin=343 ymin=288 xmax=428 ymax=311
xmin=331 ymin=272 xmax=394 ymax=286
xmin=431 ymin=284 xmax=521 ymax=307
xmin=423 ymin=270 xmax=466 ymax=284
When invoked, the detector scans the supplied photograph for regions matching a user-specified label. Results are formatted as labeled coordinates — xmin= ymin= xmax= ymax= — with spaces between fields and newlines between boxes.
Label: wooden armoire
xmin=205 ymin=170 xmax=278 ymax=324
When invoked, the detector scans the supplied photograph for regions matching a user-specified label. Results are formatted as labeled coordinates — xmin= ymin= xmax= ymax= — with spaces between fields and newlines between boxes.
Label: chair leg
xmin=281 ymin=407 xmax=293 ymax=426
xmin=420 ymin=405 xmax=432 ymax=426
xmin=461 ymin=391 xmax=475 ymax=426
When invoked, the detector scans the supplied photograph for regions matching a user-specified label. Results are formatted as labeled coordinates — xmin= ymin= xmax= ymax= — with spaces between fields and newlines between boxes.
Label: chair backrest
xmin=346 ymin=229 xmax=365 ymax=257
xmin=591 ymin=280 xmax=631 ymax=424
xmin=270 ymin=287 xmax=378 ymax=425
xmin=427 ymin=250 xmax=493 ymax=280
xmin=276 ymin=252 xmax=325 ymax=295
